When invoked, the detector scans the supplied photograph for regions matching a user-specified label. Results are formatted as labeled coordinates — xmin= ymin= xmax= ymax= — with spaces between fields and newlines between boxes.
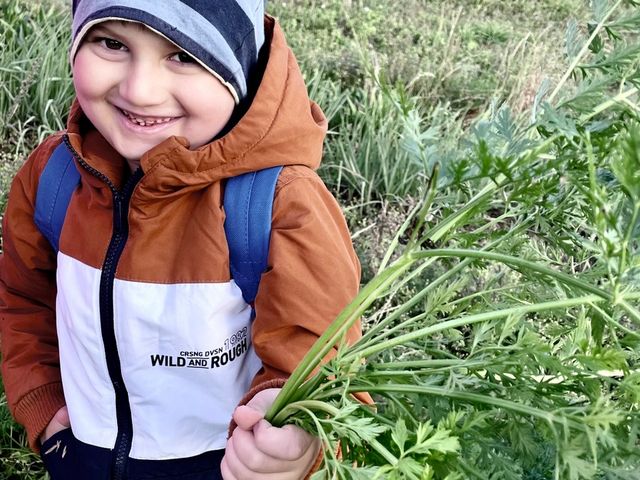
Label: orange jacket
xmin=0 ymin=17 xmax=361 ymax=455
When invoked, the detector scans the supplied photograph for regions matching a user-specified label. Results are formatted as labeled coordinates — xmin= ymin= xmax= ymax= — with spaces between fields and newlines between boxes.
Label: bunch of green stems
xmin=265 ymin=105 xmax=640 ymax=479
xmin=262 ymin=2 xmax=640 ymax=476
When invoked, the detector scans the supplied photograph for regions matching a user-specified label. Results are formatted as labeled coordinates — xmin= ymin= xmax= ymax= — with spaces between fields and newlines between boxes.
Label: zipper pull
xmin=113 ymin=196 xmax=125 ymax=234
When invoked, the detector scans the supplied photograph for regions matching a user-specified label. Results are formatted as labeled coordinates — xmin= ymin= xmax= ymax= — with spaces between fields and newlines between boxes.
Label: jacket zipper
xmin=63 ymin=135 xmax=143 ymax=480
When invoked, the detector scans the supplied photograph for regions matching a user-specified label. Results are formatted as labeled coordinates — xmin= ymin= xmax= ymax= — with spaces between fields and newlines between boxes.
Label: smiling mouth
xmin=119 ymin=108 xmax=176 ymax=127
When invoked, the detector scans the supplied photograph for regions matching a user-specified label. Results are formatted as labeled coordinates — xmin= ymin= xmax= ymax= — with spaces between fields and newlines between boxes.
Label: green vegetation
xmin=2 ymin=0 xmax=639 ymax=478
xmin=270 ymin=0 xmax=586 ymax=108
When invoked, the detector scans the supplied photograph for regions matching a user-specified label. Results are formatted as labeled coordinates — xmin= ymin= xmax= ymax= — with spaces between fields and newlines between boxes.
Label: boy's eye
xmin=99 ymin=37 xmax=126 ymax=51
xmin=171 ymin=52 xmax=197 ymax=64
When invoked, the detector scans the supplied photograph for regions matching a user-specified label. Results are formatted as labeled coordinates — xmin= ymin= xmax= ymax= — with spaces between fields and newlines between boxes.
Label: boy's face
xmin=72 ymin=21 xmax=236 ymax=170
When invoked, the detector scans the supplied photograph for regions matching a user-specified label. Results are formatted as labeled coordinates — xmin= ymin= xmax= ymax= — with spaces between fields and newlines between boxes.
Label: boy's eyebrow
xmin=88 ymin=24 xmax=124 ymax=38
xmin=89 ymin=21 xmax=147 ymax=38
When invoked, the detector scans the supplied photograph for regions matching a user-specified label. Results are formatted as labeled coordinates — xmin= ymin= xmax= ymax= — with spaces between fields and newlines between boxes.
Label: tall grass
xmin=0 ymin=386 xmax=45 ymax=480
xmin=0 ymin=1 xmax=73 ymax=148
xmin=0 ymin=0 xmax=587 ymax=209
xmin=319 ymin=85 xmax=460 ymax=206
xmin=0 ymin=0 xmax=73 ymax=219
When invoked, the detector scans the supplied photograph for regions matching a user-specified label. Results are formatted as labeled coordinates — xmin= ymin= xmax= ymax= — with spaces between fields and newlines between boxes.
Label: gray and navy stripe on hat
xmin=70 ymin=0 xmax=265 ymax=103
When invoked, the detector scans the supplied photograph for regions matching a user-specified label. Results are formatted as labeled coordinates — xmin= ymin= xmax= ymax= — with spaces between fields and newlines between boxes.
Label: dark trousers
xmin=41 ymin=429 xmax=224 ymax=480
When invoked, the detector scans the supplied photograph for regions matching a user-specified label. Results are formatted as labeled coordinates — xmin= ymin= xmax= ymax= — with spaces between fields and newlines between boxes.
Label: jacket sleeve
xmin=0 ymin=134 xmax=66 ymax=450
xmin=249 ymin=165 xmax=361 ymax=389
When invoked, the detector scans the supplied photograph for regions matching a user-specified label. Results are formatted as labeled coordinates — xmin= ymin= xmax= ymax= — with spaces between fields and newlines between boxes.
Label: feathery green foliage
xmin=265 ymin=2 xmax=640 ymax=478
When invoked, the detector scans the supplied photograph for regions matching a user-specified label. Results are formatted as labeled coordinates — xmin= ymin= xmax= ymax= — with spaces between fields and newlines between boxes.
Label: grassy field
xmin=0 ymin=0 xmax=589 ymax=269
xmin=2 ymin=0 xmax=640 ymax=478
xmin=0 ymin=0 xmax=588 ymax=206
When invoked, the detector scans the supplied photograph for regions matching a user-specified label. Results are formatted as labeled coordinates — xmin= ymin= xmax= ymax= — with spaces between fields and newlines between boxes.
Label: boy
xmin=0 ymin=1 xmax=362 ymax=479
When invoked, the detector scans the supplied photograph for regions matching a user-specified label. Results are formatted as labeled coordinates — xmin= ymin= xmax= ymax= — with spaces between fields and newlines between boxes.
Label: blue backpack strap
xmin=224 ymin=166 xmax=283 ymax=305
xmin=34 ymin=141 xmax=81 ymax=252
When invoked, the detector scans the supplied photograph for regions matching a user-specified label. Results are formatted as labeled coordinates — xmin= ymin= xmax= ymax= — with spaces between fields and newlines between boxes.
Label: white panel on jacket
xmin=56 ymin=252 xmax=118 ymax=449
xmin=55 ymin=252 xmax=262 ymax=459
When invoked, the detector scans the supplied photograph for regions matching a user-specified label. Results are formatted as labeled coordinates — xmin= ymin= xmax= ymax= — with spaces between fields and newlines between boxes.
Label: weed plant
xmin=265 ymin=1 xmax=640 ymax=478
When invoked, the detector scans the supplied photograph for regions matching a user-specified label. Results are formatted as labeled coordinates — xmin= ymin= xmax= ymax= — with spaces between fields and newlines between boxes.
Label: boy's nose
xmin=119 ymin=61 xmax=167 ymax=108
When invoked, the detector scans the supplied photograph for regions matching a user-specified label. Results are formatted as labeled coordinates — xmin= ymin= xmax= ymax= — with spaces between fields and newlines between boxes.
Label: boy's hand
xmin=40 ymin=406 xmax=70 ymax=445
xmin=221 ymin=388 xmax=321 ymax=480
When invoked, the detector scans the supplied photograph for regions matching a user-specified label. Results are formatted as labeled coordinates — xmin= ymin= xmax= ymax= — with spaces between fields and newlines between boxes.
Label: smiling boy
xmin=73 ymin=20 xmax=237 ymax=170
xmin=0 ymin=2 xmax=361 ymax=480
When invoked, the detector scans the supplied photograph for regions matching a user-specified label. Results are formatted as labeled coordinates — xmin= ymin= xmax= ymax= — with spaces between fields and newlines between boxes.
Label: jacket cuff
xmin=13 ymin=382 xmax=65 ymax=452
xmin=304 ymin=447 xmax=324 ymax=480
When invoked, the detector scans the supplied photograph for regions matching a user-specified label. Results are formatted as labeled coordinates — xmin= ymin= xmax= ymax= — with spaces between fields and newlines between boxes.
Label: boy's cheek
xmin=72 ymin=65 xmax=95 ymax=92
xmin=72 ymin=52 xmax=114 ymax=99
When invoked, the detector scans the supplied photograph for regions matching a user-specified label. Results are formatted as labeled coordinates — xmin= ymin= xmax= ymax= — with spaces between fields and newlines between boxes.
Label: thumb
xmin=232 ymin=388 xmax=281 ymax=430
xmin=232 ymin=405 xmax=264 ymax=430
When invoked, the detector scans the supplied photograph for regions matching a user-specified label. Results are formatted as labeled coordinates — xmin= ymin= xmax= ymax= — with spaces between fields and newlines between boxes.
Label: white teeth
xmin=120 ymin=109 xmax=174 ymax=126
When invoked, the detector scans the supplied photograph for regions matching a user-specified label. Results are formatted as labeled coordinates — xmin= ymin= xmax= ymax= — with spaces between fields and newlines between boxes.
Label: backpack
xmin=33 ymin=140 xmax=282 ymax=305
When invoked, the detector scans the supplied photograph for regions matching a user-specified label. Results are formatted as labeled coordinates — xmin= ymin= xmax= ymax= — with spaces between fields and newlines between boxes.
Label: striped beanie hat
xmin=70 ymin=0 xmax=266 ymax=104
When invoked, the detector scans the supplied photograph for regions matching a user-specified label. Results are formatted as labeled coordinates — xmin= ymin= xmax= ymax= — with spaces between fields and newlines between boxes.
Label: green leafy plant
xmin=264 ymin=2 xmax=640 ymax=478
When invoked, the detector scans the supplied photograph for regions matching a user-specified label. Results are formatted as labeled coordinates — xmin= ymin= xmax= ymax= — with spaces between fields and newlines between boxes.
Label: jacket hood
xmin=65 ymin=16 xmax=328 ymax=189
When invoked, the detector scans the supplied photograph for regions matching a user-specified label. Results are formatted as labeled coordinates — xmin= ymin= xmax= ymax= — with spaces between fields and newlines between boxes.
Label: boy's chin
xmin=114 ymin=138 xmax=171 ymax=165
xmin=114 ymin=146 xmax=151 ymax=170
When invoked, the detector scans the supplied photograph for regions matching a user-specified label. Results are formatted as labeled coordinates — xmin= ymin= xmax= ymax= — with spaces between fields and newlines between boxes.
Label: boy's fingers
xmin=40 ymin=406 xmax=71 ymax=444
xmin=252 ymin=420 xmax=319 ymax=461
xmin=222 ymin=434 xmax=298 ymax=480
xmin=227 ymin=428 xmax=285 ymax=474
xmin=54 ymin=406 xmax=70 ymax=427
xmin=222 ymin=434 xmax=253 ymax=479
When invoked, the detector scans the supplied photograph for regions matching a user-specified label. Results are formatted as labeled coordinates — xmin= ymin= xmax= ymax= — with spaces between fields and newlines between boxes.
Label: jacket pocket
xmin=41 ymin=428 xmax=111 ymax=480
